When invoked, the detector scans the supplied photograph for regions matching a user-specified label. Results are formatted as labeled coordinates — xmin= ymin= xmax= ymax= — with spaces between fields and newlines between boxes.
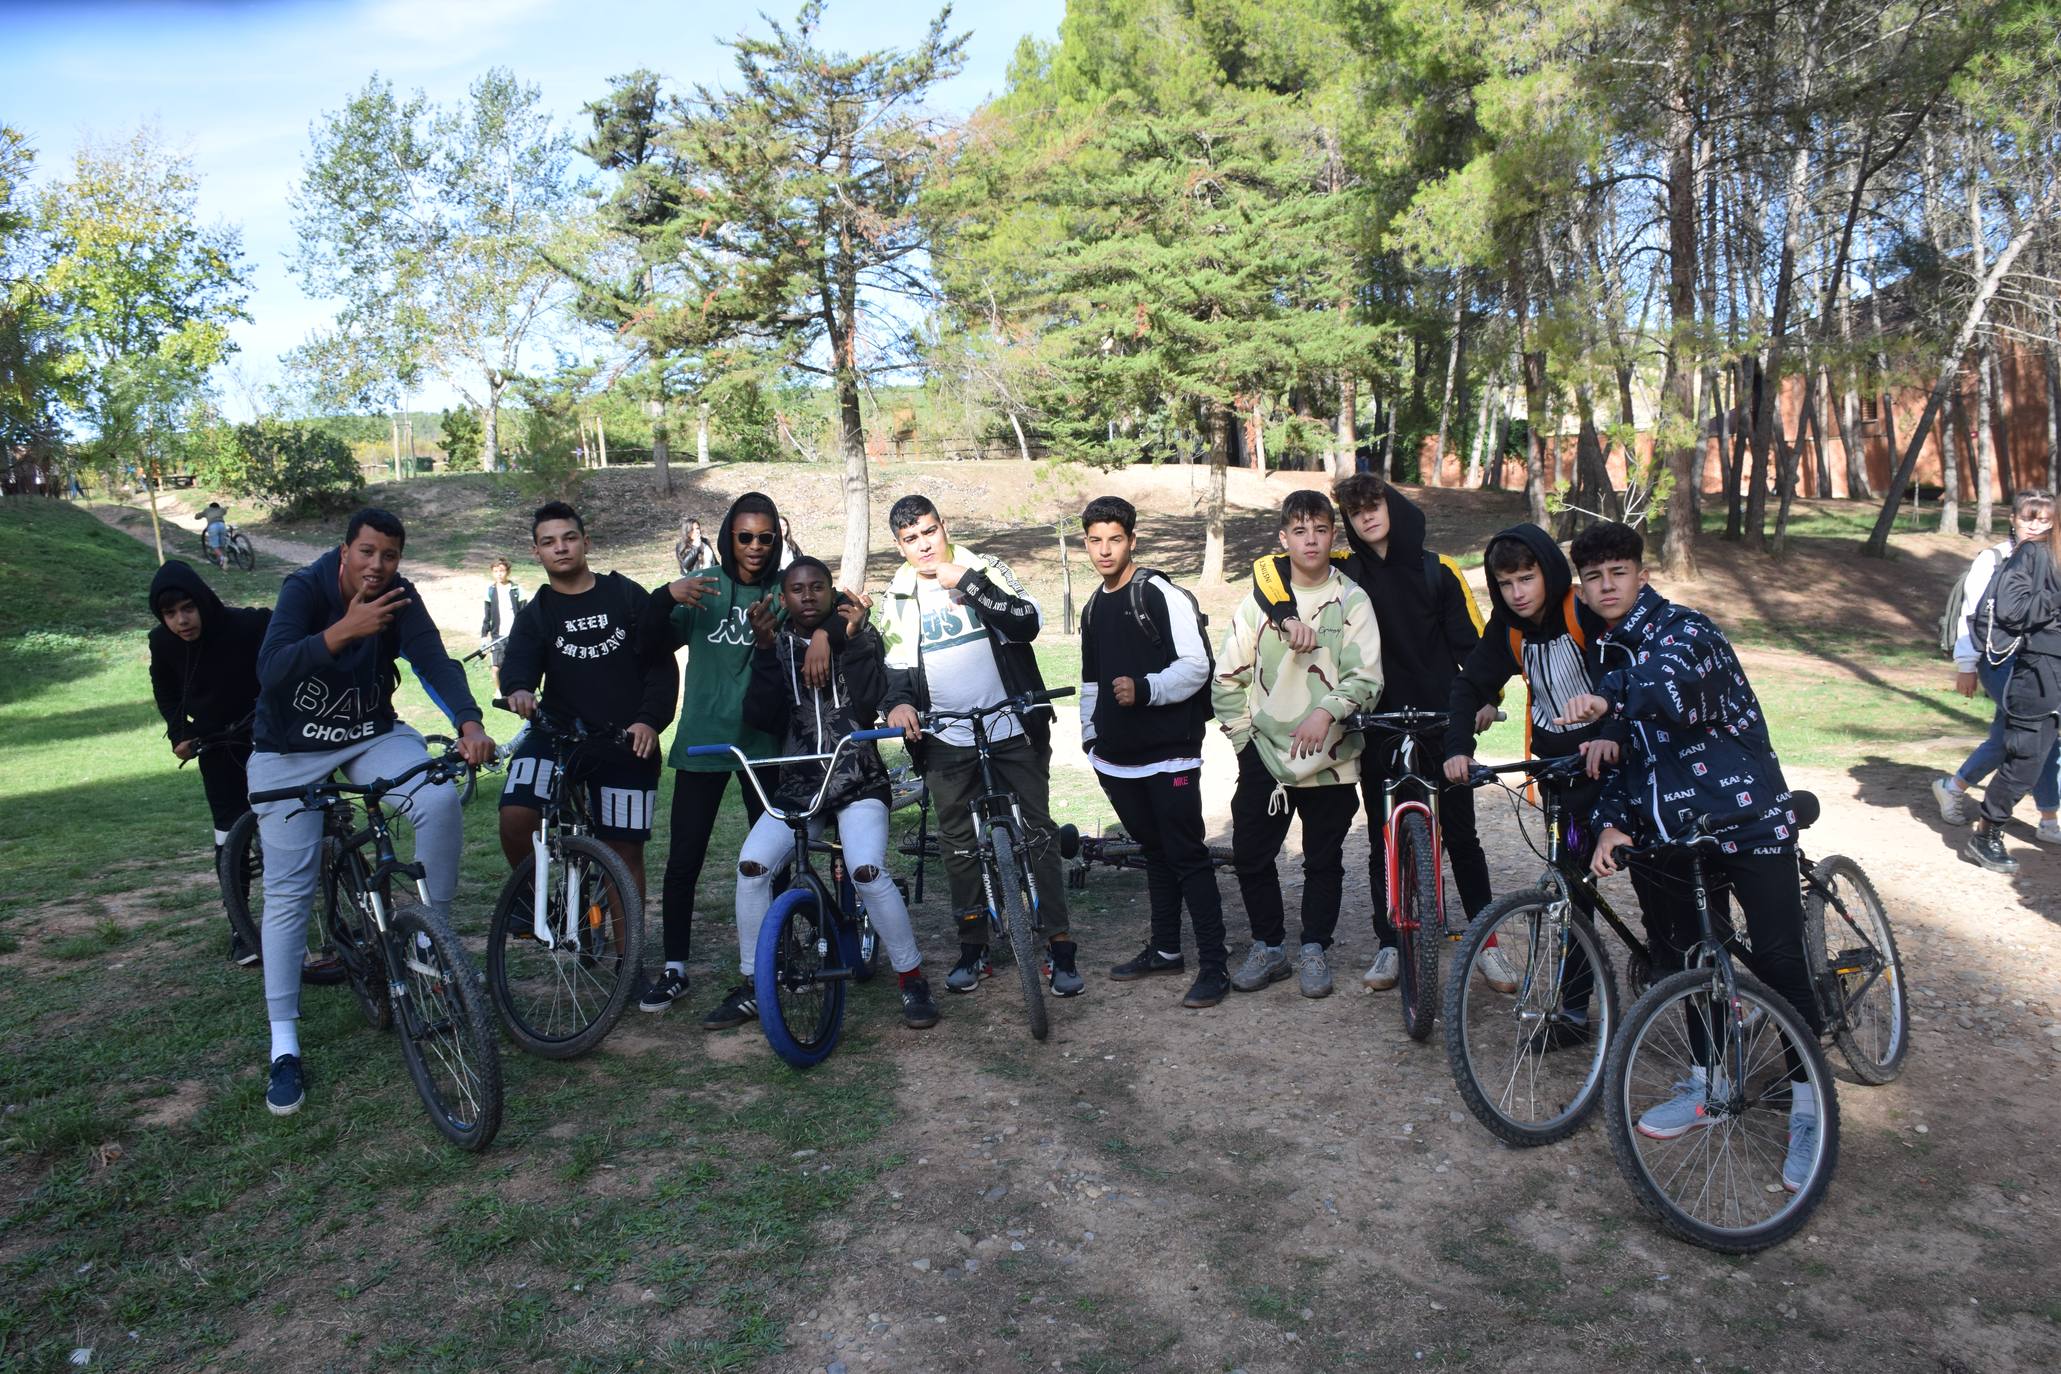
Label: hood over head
xmin=1480 ymin=522 xmax=1573 ymax=630
xmin=717 ymin=491 xmax=782 ymax=585
xmin=1341 ymin=485 xmax=1428 ymax=576
xmin=148 ymin=559 xmax=226 ymax=630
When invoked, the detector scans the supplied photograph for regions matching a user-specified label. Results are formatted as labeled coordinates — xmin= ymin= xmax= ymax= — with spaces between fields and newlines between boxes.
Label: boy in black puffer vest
xmin=1078 ymin=496 xmax=1228 ymax=1009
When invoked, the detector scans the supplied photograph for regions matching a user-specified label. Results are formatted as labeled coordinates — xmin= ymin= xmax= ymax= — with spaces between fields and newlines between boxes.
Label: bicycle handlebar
xmin=920 ymin=686 xmax=1076 ymax=725
xmin=248 ymin=748 xmax=458 ymax=808
xmin=1343 ymin=707 xmax=1449 ymax=733
xmin=686 ymin=727 xmax=909 ymax=821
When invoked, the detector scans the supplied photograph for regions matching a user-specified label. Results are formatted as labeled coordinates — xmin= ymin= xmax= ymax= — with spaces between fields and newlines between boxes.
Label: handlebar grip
xmin=249 ymin=785 xmax=303 ymax=804
xmin=682 ymin=744 xmax=735 ymax=758
xmin=850 ymin=727 xmax=903 ymax=742
xmin=1030 ymin=686 xmax=1077 ymax=704
xmin=1695 ymin=805 xmax=1762 ymax=835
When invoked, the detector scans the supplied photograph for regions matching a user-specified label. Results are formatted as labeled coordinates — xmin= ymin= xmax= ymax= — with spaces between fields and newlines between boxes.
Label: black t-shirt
xmin=501 ymin=572 xmax=678 ymax=734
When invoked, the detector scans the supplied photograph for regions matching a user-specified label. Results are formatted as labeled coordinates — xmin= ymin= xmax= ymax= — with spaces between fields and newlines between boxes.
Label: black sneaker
xmin=1109 ymin=946 xmax=1185 ymax=981
xmin=1963 ymin=824 xmax=2020 ymax=875
xmin=266 ymin=1055 xmax=305 ymax=1116
xmin=946 ymin=946 xmax=993 ymax=994
xmin=900 ymin=976 xmax=940 ymax=1029
xmin=701 ymin=982 xmax=758 ymax=1030
xmin=229 ymin=931 xmax=260 ymax=968
xmin=1181 ymin=965 xmax=1231 ymax=1008
xmin=1047 ymin=939 xmax=1085 ymax=997
xmin=639 ymin=967 xmax=689 ymax=1013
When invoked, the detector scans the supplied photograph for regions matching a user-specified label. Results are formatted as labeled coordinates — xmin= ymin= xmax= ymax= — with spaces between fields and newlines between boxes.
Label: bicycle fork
xmin=528 ymin=829 xmax=584 ymax=949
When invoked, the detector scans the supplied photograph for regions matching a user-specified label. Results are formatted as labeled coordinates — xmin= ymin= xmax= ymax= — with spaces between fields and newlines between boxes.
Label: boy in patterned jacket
xmin=1212 ymin=490 xmax=1384 ymax=998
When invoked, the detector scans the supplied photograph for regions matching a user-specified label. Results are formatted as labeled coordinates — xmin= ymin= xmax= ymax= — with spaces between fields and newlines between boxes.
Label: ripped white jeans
xmin=733 ymin=798 xmax=920 ymax=976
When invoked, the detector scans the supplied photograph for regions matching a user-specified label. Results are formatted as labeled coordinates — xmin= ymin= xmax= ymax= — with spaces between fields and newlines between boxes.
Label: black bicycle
xmin=195 ymin=520 xmax=255 ymax=572
xmin=249 ymin=744 xmax=503 ymax=1151
xmin=483 ymin=705 xmax=644 ymax=1060
xmin=1054 ymin=825 xmax=1233 ymax=891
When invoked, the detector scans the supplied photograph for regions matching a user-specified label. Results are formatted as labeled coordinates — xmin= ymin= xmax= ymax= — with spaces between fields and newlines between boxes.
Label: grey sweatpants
xmin=247 ymin=724 xmax=463 ymax=1022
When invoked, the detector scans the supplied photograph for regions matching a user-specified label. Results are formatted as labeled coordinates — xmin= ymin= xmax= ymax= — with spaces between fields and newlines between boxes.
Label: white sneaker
xmin=1361 ymin=946 xmax=1400 ymax=991
xmin=1476 ymin=944 xmax=1520 ymax=994
xmin=2036 ymin=818 xmax=2061 ymax=846
xmin=1931 ymin=777 xmax=1973 ymax=826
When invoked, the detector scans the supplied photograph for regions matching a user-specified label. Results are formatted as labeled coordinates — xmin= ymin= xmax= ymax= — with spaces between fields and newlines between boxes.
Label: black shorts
xmin=499 ymin=729 xmax=661 ymax=841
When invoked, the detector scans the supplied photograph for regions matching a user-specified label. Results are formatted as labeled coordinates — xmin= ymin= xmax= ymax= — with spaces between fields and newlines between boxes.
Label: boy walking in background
xmin=1078 ymin=496 xmax=1228 ymax=1009
xmin=1213 ymin=490 xmax=1382 ymax=999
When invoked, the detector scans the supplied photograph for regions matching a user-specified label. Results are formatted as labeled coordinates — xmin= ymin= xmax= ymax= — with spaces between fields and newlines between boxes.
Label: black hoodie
xmin=1443 ymin=522 xmax=1613 ymax=762
xmin=148 ymin=561 xmax=270 ymax=745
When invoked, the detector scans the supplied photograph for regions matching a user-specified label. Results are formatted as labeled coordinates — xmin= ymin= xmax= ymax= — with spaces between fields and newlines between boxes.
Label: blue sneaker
xmin=1635 ymin=1078 xmax=1711 ymax=1139
xmin=266 ymin=1055 xmax=305 ymax=1117
xmin=1783 ymin=1114 xmax=1819 ymax=1193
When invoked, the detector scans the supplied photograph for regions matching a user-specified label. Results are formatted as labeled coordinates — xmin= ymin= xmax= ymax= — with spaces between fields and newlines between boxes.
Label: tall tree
xmin=0 ymin=128 xmax=67 ymax=464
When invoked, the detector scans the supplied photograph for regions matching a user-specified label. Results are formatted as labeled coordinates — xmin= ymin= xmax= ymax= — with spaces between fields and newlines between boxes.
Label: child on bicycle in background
xmin=1078 ymin=496 xmax=1228 ymax=1009
xmin=739 ymin=557 xmax=937 ymax=1029
xmin=1559 ymin=520 xmax=1823 ymax=1192
xmin=149 ymin=559 xmax=270 ymax=966
xmin=198 ymin=501 xmax=230 ymax=569
xmin=497 ymin=502 xmax=677 ymax=900
xmin=1249 ymin=473 xmax=1494 ymax=993
xmin=878 ymin=494 xmax=1083 ymax=999
xmin=1214 ymin=489 xmax=1382 ymax=1000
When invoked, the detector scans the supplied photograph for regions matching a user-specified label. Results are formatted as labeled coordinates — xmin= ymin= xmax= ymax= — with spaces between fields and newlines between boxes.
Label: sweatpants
xmin=921 ymin=734 xmax=1070 ymax=944
xmin=1096 ymin=766 xmax=1228 ymax=969
xmin=733 ymin=798 xmax=920 ymax=976
xmin=1228 ymin=744 xmax=1359 ymax=950
xmin=1361 ymin=765 xmax=1491 ymax=948
xmin=1979 ymin=655 xmax=2061 ymax=827
xmin=247 ymin=724 xmax=463 ymax=1024
xmin=658 ymin=766 xmax=770 ymax=965
xmin=198 ymin=742 xmax=252 ymax=843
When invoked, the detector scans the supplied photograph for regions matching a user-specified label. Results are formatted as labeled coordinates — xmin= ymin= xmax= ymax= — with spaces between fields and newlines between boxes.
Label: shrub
xmin=438 ymin=406 xmax=483 ymax=472
xmin=192 ymin=420 xmax=362 ymax=518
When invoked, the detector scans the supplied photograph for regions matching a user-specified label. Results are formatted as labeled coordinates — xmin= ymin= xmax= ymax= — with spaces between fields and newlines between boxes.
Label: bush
xmin=192 ymin=420 xmax=362 ymax=518
xmin=439 ymin=406 xmax=483 ymax=472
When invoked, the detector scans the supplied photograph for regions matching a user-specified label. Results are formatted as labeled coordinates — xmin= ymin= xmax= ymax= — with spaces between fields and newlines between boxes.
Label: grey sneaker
xmin=1635 ymin=1078 xmax=1713 ymax=1139
xmin=1931 ymin=777 xmax=1973 ymax=826
xmin=1296 ymin=943 xmax=1333 ymax=998
xmin=1361 ymin=946 xmax=1399 ymax=991
xmin=1230 ymin=941 xmax=1292 ymax=992
xmin=1782 ymin=1112 xmax=1819 ymax=1193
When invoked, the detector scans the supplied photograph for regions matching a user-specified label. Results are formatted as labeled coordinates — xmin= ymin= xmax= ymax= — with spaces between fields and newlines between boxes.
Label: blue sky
xmin=3 ymin=0 xmax=1066 ymax=416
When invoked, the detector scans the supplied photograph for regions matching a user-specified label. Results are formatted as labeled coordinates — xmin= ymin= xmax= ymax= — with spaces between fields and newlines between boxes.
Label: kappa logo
xmin=704 ymin=608 xmax=755 ymax=648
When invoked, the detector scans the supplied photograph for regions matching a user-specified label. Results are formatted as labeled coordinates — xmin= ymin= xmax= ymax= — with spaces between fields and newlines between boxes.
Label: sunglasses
xmin=733 ymin=530 xmax=779 ymax=547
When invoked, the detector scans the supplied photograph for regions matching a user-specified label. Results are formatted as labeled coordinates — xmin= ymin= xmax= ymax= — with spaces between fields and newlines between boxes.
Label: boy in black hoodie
xmin=148 ymin=560 xmax=271 ymax=965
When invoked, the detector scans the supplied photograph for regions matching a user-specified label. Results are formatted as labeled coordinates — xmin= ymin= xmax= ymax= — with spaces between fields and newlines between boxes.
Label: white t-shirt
xmin=917 ymin=577 xmax=1018 ymax=748
xmin=490 ymin=584 xmax=520 ymax=636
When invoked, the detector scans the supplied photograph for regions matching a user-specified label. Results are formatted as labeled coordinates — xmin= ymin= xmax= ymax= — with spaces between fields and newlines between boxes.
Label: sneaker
xmin=700 ymin=982 xmax=758 ymax=1030
xmin=1636 ymin=1078 xmax=1713 ymax=1139
xmin=1181 ymin=965 xmax=1231 ymax=1008
xmin=1047 ymin=940 xmax=1085 ymax=997
xmin=1932 ymin=777 xmax=1973 ymax=826
xmin=1525 ymin=1014 xmax=1593 ymax=1054
xmin=1109 ymin=946 xmax=1185 ymax=981
xmin=1475 ymin=944 xmax=1520 ymax=994
xmin=1361 ymin=946 xmax=1400 ymax=991
xmin=1230 ymin=941 xmax=1292 ymax=992
xmin=229 ymin=931 xmax=259 ymax=968
xmin=638 ymin=967 xmax=688 ymax=1013
xmin=1963 ymin=824 xmax=2020 ymax=875
xmin=1296 ymin=943 xmax=1333 ymax=999
xmin=266 ymin=1055 xmax=305 ymax=1117
xmin=1782 ymin=1113 xmax=1819 ymax=1193
xmin=899 ymin=976 xmax=940 ymax=1029
xmin=946 ymin=946 xmax=993 ymax=994
xmin=2036 ymin=818 xmax=2061 ymax=846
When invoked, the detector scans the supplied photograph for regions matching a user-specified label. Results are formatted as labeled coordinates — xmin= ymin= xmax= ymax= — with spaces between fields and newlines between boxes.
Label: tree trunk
xmin=1835 ymin=269 xmax=1872 ymax=499
xmin=1008 ymin=410 xmax=1032 ymax=463
xmin=390 ymin=413 xmax=402 ymax=478
xmin=1661 ymin=68 xmax=1702 ymax=578
xmin=1939 ymin=383 xmax=1963 ymax=534
xmin=1466 ymin=364 xmax=1498 ymax=489
xmin=143 ymin=450 xmax=166 ymax=564
xmin=1200 ymin=401 xmax=1232 ymax=588
xmin=1335 ymin=370 xmax=1358 ymax=480
xmin=2047 ymin=324 xmax=2061 ymax=495
xmin=1431 ymin=280 xmax=1464 ymax=488
xmin=596 ymin=414 xmax=608 ymax=468
xmin=484 ymin=378 xmax=502 ymax=473
xmin=1989 ymin=347 xmax=2014 ymax=499
xmin=696 ymin=400 xmax=711 ymax=466
xmin=836 ymin=376 xmax=869 ymax=588
xmin=651 ymin=403 xmax=673 ymax=496
xmin=1513 ymin=254 xmax=1550 ymax=527
xmin=1967 ymin=167 xmax=1996 ymax=535
xmin=1812 ymin=376 xmax=1834 ymax=498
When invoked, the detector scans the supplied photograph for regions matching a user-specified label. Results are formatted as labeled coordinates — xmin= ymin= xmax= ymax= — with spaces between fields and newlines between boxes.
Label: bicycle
xmin=1601 ymin=800 xmax=1841 ymax=1252
xmin=682 ymin=729 xmax=903 ymax=1068
xmin=1054 ymin=824 xmax=1233 ymax=892
xmin=195 ymin=522 xmax=255 ymax=572
xmin=482 ymin=705 xmax=645 ymax=1060
xmin=248 ymin=744 xmax=503 ymax=1151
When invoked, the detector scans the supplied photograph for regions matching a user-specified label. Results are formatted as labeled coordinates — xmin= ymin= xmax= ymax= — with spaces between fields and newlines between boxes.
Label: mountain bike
xmin=195 ymin=522 xmax=254 ymax=571
xmin=483 ymin=706 xmax=644 ymax=1060
xmin=1800 ymin=849 xmax=1907 ymax=1084
xmin=1054 ymin=824 xmax=1233 ymax=892
xmin=683 ymin=729 xmax=903 ymax=1068
xmin=1601 ymin=799 xmax=1840 ymax=1252
xmin=249 ymin=744 xmax=503 ymax=1151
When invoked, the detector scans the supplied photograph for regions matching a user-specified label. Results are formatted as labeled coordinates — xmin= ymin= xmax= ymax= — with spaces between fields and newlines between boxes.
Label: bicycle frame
xmin=500 ymin=712 xmax=614 ymax=950
xmin=1379 ymin=726 xmax=1447 ymax=940
xmin=920 ymin=693 xmax=1071 ymax=939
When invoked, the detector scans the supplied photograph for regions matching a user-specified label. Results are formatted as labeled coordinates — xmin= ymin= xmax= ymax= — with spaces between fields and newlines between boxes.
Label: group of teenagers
xmin=151 ymin=471 xmax=1870 ymax=1177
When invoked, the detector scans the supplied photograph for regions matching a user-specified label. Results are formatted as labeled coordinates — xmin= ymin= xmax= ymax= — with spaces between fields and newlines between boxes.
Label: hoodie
xmin=655 ymin=495 xmax=784 ymax=772
xmin=253 ymin=547 xmax=481 ymax=754
xmin=148 ymin=560 xmax=270 ymax=744
xmin=1210 ymin=565 xmax=1383 ymax=787
xmin=1590 ymin=584 xmax=1799 ymax=855
xmin=1252 ymin=488 xmax=1485 ymax=710
xmin=743 ymin=614 xmax=891 ymax=813
xmin=1443 ymin=522 xmax=1613 ymax=763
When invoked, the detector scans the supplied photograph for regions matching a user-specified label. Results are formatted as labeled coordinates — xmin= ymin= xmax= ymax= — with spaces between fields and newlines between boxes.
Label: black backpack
xmin=1082 ymin=569 xmax=1215 ymax=719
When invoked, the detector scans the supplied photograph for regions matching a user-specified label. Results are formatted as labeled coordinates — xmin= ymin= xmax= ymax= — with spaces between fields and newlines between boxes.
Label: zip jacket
xmin=1210 ymin=567 xmax=1383 ymax=787
xmin=148 ymin=560 xmax=269 ymax=744
xmin=743 ymin=616 xmax=891 ymax=813
xmin=480 ymin=581 xmax=526 ymax=639
xmin=877 ymin=544 xmax=1051 ymax=758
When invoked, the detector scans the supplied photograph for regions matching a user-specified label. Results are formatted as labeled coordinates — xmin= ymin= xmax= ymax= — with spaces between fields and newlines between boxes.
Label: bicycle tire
xmin=1444 ymin=890 xmax=1617 ymax=1147
xmin=753 ymin=888 xmax=847 ymax=1068
xmin=1394 ymin=811 xmax=1440 ymax=1041
xmin=229 ymin=533 xmax=255 ymax=571
xmin=1604 ymin=967 xmax=1840 ymax=1253
xmin=222 ymin=811 xmax=349 ymax=986
xmin=1805 ymin=855 xmax=1908 ymax=1085
xmin=389 ymin=904 xmax=503 ymax=1151
xmin=457 ymin=763 xmax=479 ymax=806
xmin=323 ymin=843 xmax=392 ymax=1031
xmin=486 ymin=834 xmax=644 ymax=1059
xmin=989 ymin=827 xmax=1049 ymax=1042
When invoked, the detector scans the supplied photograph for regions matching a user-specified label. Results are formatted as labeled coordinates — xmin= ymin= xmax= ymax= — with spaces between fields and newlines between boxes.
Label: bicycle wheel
xmin=1805 ymin=855 xmax=1908 ymax=1085
xmin=487 ymin=834 xmax=644 ymax=1059
xmin=1444 ymin=890 xmax=1617 ymax=1147
xmin=218 ymin=811 xmax=263 ymax=954
xmin=1393 ymin=811 xmax=1441 ymax=1041
xmin=323 ymin=843 xmax=392 ymax=1030
xmin=390 ymin=903 xmax=503 ymax=1151
xmin=988 ymin=827 xmax=1049 ymax=1042
xmin=456 ymin=763 xmax=479 ymax=806
xmin=1604 ymin=967 xmax=1840 ymax=1252
xmin=229 ymin=533 xmax=255 ymax=571
xmin=752 ymin=888 xmax=848 ymax=1068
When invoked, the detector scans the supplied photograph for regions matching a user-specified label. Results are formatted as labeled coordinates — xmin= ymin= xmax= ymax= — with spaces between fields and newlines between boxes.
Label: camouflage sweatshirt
xmin=1210 ymin=568 xmax=1384 ymax=787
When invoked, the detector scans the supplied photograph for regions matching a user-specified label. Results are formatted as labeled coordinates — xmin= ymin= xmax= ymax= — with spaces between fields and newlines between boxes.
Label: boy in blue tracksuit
xmin=1561 ymin=521 xmax=1822 ymax=1192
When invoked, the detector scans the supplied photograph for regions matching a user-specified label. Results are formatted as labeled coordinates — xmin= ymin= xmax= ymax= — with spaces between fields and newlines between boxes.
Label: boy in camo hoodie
xmin=1212 ymin=490 xmax=1384 ymax=998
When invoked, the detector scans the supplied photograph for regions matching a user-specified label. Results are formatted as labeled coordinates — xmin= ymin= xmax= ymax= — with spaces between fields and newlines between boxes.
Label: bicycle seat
xmin=1790 ymin=792 xmax=1820 ymax=830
